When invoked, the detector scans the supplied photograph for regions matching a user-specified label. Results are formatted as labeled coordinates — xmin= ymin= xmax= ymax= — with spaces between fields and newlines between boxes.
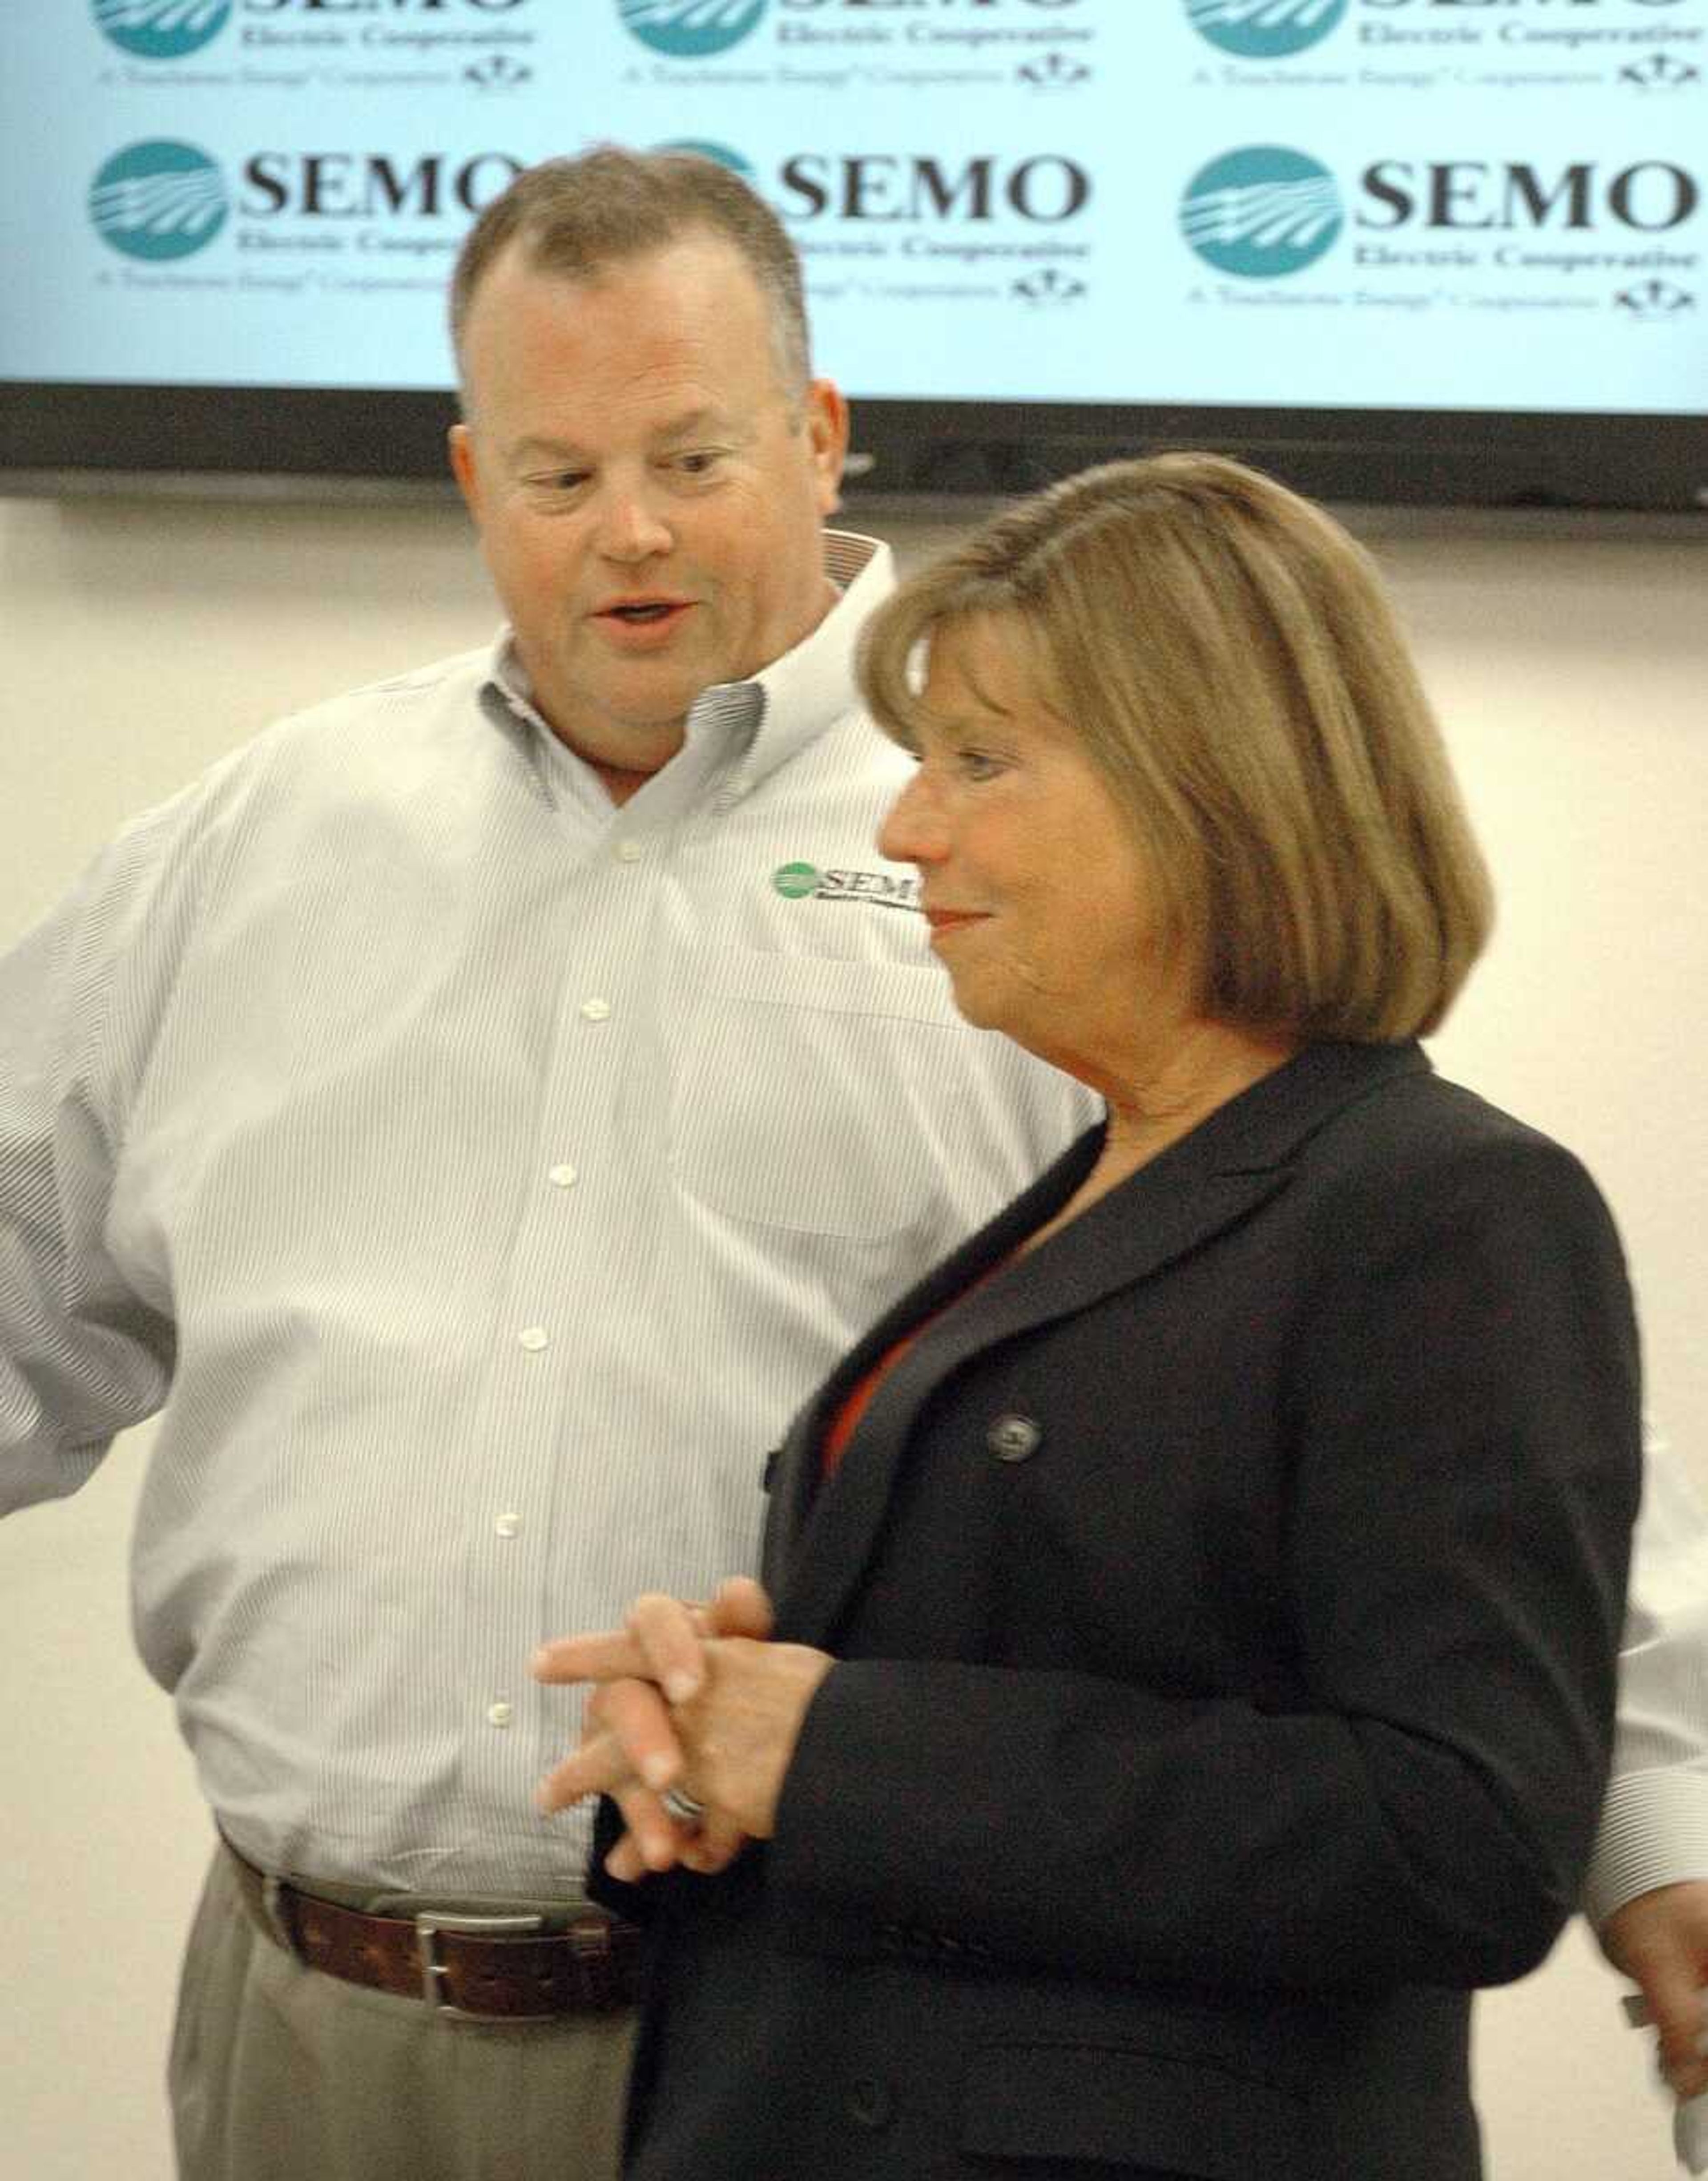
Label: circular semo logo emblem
xmin=89 ymin=140 xmax=229 ymax=261
xmin=771 ymin=862 xmax=822 ymax=900
xmin=619 ymin=0 xmax=768 ymax=59
xmin=653 ymin=140 xmax=757 ymax=181
xmin=93 ymin=0 xmax=234 ymax=61
xmin=1179 ymin=145 xmax=1342 ymax=278
xmin=1184 ymin=0 xmax=1349 ymax=61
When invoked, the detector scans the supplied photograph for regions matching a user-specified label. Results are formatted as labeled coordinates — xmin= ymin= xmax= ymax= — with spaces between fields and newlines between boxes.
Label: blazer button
xmin=987 ymin=1413 xmax=1041 ymax=1463
xmin=846 ymin=2076 xmax=894 ymax=2130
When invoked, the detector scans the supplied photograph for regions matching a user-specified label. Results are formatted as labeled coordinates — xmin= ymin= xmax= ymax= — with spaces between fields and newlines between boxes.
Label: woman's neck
xmin=1099 ymin=1018 xmax=1301 ymax=1173
xmin=1017 ymin=1020 xmax=1301 ymax=1257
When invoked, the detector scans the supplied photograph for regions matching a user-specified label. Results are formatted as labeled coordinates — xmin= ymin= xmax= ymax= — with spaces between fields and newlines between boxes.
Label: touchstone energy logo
xmin=1186 ymin=0 xmax=1349 ymax=61
xmin=93 ymin=0 xmax=234 ymax=59
xmin=1180 ymin=145 xmax=1343 ymax=276
xmin=90 ymin=140 xmax=229 ymax=259
xmin=620 ymin=0 xmax=768 ymax=57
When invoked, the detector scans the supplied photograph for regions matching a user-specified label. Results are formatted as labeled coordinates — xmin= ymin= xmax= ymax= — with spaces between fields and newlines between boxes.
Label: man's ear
xmin=448 ymin=421 xmax=480 ymax=520
xmin=802 ymin=379 xmax=850 ymax=517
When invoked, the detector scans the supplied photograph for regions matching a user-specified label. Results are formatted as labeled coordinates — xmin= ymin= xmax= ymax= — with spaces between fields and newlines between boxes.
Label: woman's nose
xmin=877 ymin=768 xmax=944 ymax=866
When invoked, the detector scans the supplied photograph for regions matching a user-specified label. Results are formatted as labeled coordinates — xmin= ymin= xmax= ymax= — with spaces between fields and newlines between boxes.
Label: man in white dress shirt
xmin=0 ymin=149 xmax=1090 ymax=2180
xmin=4 ymin=145 xmax=1707 ymax=2181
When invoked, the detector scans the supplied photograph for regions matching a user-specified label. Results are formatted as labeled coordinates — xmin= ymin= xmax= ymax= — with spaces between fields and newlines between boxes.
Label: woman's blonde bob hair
xmin=858 ymin=453 xmax=1493 ymax=1042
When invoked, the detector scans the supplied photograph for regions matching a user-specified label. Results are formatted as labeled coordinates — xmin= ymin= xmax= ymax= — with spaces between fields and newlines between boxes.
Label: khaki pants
xmin=169 ymin=1848 xmax=636 ymax=2181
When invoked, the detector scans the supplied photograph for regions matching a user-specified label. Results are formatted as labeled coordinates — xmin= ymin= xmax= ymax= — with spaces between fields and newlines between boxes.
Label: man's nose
xmin=594 ymin=484 xmax=673 ymax=564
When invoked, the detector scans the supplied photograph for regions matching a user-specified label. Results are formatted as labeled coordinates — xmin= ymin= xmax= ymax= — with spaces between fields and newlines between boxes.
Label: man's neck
xmin=584 ymin=751 xmax=664 ymax=808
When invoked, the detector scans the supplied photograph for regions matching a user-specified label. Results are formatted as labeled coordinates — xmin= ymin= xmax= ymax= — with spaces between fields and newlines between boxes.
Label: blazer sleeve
xmin=765 ymin=1130 xmax=1641 ymax=1994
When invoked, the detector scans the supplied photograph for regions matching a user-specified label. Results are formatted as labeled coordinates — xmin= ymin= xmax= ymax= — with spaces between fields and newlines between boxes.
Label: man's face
xmin=449 ymin=232 xmax=847 ymax=782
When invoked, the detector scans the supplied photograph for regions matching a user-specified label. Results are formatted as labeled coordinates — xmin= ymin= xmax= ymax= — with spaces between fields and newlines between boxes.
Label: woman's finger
xmin=593 ymin=1674 xmax=688 ymax=1791
xmin=624 ymin=1591 xmax=714 ymax=1703
xmin=532 ymin=1627 xmax=653 ymax=1686
xmin=678 ymin=1808 xmax=750 ymax=1877
xmin=534 ymin=1725 xmax=627 ymax=1815
xmin=705 ymin=1576 xmax=775 ymax=1641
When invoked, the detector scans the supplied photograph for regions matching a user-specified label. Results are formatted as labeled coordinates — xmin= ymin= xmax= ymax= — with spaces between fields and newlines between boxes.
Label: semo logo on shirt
xmin=771 ymin=861 xmax=922 ymax=913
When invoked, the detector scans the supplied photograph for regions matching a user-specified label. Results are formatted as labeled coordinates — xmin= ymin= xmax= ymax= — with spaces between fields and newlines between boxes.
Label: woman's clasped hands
xmin=530 ymin=1577 xmax=834 ymax=1882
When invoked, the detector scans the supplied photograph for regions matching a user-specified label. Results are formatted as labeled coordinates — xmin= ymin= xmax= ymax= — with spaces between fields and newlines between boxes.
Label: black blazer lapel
xmin=761 ymin=1123 xmax=1104 ymax=1592
xmin=768 ymin=1040 xmax=1430 ymax=1648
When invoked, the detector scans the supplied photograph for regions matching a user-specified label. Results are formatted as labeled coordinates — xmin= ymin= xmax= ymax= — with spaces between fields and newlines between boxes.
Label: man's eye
xmin=960 ymin=750 xmax=1003 ymax=782
xmin=673 ymin=450 xmax=724 ymax=477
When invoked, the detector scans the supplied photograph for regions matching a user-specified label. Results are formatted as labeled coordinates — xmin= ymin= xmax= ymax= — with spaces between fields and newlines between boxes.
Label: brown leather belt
xmin=226 ymin=1842 xmax=644 ymax=2020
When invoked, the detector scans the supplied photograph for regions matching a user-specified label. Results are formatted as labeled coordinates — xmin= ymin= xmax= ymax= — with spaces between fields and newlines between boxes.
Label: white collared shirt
xmin=0 ymin=532 xmax=1096 ymax=1894
xmin=1586 ymin=1422 xmax=1708 ymax=1922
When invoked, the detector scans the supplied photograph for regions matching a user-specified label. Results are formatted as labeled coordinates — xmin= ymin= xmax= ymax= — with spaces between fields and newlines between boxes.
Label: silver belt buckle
xmin=415 ymin=1910 xmax=547 ymax=2019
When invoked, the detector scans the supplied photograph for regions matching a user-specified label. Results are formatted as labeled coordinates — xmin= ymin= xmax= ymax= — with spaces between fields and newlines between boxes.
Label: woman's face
xmin=877 ymin=613 xmax=1171 ymax=1086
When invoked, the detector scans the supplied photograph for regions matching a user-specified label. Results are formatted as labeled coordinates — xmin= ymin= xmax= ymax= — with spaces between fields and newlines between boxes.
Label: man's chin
xmin=534 ymin=681 xmax=699 ymax=773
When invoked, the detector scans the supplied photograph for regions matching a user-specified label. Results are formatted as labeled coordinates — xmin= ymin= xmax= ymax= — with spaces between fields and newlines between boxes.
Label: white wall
xmin=0 ymin=488 xmax=1703 ymax=2180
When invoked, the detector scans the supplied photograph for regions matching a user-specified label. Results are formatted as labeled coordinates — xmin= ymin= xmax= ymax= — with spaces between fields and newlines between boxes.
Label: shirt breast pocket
xmin=669 ymin=946 xmax=969 ymax=1241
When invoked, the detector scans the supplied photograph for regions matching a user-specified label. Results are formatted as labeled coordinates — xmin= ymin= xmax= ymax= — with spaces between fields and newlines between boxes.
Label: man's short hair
xmin=450 ymin=146 xmax=811 ymax=406
xmin=859 ymin=452 xmax=1494 ymax=1043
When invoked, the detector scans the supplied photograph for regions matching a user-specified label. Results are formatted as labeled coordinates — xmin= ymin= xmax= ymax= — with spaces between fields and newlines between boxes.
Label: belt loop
xmin=261 ymin=1872 xmax=298 ymax=1958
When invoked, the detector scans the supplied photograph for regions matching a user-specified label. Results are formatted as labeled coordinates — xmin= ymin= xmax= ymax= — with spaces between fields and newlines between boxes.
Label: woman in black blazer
xmin=535 ymin=454 xmax=1642 ymax=2180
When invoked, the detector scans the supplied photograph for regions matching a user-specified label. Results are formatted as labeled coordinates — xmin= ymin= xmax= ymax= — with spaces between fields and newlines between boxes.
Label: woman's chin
xmin=939 ymin=975 xmax=1011 ymax=1042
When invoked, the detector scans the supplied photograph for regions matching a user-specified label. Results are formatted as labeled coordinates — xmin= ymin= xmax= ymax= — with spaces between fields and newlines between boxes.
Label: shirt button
xmin=580 ymin=997 xmax=611 ymax=1022
xmin=518 ymin=1326 xmax=549 ymax=1352
xmin=846 ymin=2077 xmax=894 ymax=2130
xmin=987 ymin=1413 xmax=1042 ymax=1463
xmin=547 ymin=1163 xmax=578 ymax=1188
xmin=487 ymin=1701 xmax=514 ymax=1729
xmin=614 ymin=839 xmax=643 ymax=864
xmin=494 ymin=1511 xmax=521 ymax=1539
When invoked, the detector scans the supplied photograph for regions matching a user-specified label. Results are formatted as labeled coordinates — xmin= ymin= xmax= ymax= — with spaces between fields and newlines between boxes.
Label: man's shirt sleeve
xmin=0 ymin=806 xmax=188 ymax=1514
xmin=1586 ymin=1419 xmax=1708 ymax=1923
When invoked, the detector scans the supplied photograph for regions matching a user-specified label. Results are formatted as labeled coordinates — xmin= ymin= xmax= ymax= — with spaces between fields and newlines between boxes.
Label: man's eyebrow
xmin=508 ymin=436 xmax=587 ymax=468
xmin=653 ymin=406 xmax=745 ymax=444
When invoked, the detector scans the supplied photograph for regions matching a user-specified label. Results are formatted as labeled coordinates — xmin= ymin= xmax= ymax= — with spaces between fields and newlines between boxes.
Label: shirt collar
xmin=478 ymin=530 xmax=894 ymax=811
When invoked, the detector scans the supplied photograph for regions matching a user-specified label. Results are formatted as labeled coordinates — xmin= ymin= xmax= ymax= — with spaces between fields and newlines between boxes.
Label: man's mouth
xmin=597 ymin=596 xmax=692 ymax=624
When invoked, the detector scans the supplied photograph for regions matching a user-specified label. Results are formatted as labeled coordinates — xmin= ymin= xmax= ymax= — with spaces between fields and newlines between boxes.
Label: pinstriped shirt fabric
xmin=1585 ymin=1423 xmax=1708 ymax=1922
xmin=0 ymin=532 xmax=1096 ymax=1898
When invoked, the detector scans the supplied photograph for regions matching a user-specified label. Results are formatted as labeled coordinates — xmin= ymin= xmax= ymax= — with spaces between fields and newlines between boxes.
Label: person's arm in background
xmin=1591 ymin=1422 xmax=1708 ymax=2107
xmin=0 ymin=799 xmax=192 ymax=1516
